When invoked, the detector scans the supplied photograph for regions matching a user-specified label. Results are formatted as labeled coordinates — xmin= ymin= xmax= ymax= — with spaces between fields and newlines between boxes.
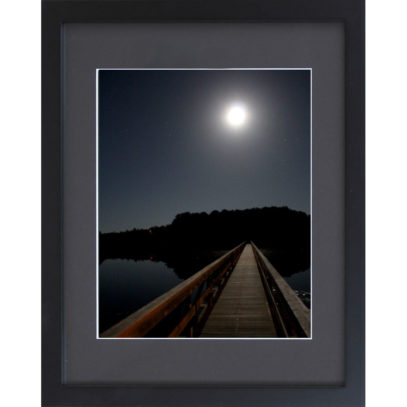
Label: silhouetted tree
xmin=99 ymin=206 xmax=310 ymax=276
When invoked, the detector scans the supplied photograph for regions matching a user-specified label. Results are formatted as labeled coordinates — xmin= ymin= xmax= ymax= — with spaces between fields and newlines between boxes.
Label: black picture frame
xmin=42 ymin=0 xmax=365 ymax=406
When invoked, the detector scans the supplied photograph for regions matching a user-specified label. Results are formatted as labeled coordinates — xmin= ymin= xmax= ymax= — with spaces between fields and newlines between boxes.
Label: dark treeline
xmin=100 ymin=206 xmax=310 ymax=277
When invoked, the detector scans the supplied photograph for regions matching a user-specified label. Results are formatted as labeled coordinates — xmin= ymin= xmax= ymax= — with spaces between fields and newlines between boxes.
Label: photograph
xmin=97 ymin=69 xmax=311 ymax=338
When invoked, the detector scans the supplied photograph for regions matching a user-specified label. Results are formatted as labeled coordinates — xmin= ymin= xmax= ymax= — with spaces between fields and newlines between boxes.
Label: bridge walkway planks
xmin=200 ymin=244 xmax=277 ymax=337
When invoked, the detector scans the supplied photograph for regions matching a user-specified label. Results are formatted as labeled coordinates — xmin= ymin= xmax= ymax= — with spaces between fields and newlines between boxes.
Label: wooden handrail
xmin=101 ymin=242 xmax=246 ymax=338
xmin=251 ymin=242 xmax=311 ymax=337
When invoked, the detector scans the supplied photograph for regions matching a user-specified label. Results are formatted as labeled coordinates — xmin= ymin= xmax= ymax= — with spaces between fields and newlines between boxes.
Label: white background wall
xmin=0 ymin=1 xmax=406 ymax=405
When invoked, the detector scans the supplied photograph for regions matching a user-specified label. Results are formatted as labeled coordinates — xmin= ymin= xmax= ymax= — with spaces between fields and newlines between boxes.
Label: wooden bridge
xmin=101 ymin=242 xmax=310 ymax=338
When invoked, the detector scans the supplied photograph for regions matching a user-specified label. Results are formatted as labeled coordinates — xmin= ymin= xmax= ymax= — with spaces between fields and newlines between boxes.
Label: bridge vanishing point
xmin=101 ymin=242 xmax=310 ymax=338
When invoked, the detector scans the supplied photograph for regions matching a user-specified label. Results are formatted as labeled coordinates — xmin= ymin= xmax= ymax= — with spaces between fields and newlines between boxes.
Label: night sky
xmin=99 ymin=69 xmax=310 ymax=232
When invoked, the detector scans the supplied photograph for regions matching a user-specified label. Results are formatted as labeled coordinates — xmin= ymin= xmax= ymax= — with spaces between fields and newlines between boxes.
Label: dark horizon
xmin=99 ymin=69 xmax=311 ymax=232
xmin=101 ymin=204 xmax=308 ymax=234
xmin=99 ymin=205 xmax=310 ymax=276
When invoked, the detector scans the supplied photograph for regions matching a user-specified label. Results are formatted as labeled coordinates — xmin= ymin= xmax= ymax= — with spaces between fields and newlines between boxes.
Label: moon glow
xmin=225 ymin=103 xmax=247 ymax=128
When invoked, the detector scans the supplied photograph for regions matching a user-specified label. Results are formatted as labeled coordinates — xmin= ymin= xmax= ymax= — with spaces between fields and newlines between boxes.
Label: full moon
xmin=225 ymin=104 xmax=247 ymax=128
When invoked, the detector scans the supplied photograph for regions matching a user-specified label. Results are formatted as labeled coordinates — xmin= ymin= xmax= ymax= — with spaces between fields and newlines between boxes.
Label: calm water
xmin=283 ymin=268 xmax=311 ymax=308
xmin=99 ymin=259 xmax=183 ymax=333
xmin=283 ymin=268 xmax=310 ymax=291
